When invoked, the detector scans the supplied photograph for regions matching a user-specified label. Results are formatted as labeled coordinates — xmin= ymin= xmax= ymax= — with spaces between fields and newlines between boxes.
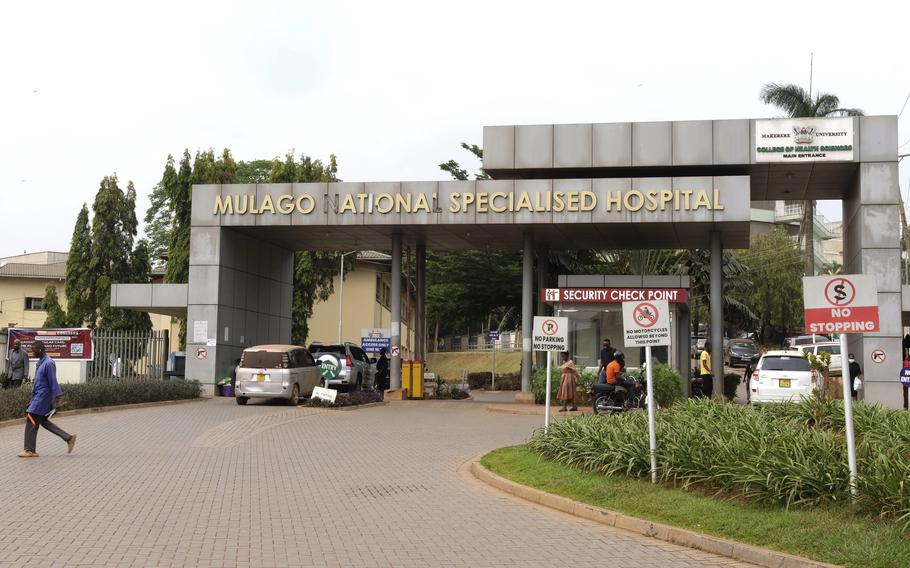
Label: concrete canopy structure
xmin=113 ymin=115 xmax=903 ymax=407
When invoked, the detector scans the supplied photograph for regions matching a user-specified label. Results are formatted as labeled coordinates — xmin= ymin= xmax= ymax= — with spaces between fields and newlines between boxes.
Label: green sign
xmin=318 ymin=357 xmax=340 ymax=380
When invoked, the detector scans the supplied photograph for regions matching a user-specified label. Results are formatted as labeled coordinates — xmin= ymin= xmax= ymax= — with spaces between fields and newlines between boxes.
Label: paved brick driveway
xmin=0 ymin=398 xmax=753 ymax=567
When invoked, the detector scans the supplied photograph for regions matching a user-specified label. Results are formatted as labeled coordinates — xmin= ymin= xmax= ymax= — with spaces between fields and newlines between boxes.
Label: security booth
xmin=542 ymin=275 xmax=691 ymax=389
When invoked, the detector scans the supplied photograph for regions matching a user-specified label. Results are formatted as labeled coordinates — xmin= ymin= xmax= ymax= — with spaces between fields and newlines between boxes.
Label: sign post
xmin=488 ymin=331 xmax=500 ymax=390
xmin=532 ymin=316 xmax=568 ymax=432
xmin=803 ymin=274 xmax=880 ymax=497
xmin=621 ymin=299 xmax=670 ymax=484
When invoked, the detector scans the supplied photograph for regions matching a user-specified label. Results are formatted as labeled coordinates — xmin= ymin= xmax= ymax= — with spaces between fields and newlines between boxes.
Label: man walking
xmin=18 ymin=340 xmax=76 ymax=458
xmin=596 ymin=339 xmax=616 ymax=383
xmin=375 ymin=347 xmax=389 ymax=399
xmin=5 ymin=339 xmax=29 ymax=389
xmin=847 ymin=353 xmax=863 ymax=400
xmin=699 ymin=341 xmax=714 ymax=398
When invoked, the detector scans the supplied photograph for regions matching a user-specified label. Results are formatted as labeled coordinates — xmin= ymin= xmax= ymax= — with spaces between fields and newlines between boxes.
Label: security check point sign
xmin=533 ymin=316 xmax=568 ymax=352
xmin=622 ymin=300 xmax=671 ymax=347
xmin=803 ymin=275 xmax=879 ymax=334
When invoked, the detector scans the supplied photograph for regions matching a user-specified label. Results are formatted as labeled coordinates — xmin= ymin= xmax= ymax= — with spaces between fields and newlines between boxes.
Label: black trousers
xmin=24 ymin=412 xmax=71 ymax=453
xmin=701 ymin=375 xmax=715 ymax=398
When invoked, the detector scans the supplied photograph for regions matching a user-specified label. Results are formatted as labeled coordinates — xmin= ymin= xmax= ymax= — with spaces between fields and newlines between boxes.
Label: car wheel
xmin=287 ymin=384 xmax=300 ymax=406
xmin=236 ymin=396 xmax=248 ymax=405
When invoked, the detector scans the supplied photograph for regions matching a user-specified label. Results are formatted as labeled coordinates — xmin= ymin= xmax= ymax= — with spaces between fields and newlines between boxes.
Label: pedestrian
xmin=699 ymin=340 xmax=714 ymax=398
xmin=5 ymin=339 xmax=29 ymax=389
xmin=18 ymin=341 xmax=76 ymax=458
xmin=375 ymin=347 xmax=389 ymax=399
xmin=596 ymin=339 xmax=616 ymax=384
xmin=557 ymin=351 xmax=578 ymax=412
xmin=847 ymin=353 xmax=863 ymax=399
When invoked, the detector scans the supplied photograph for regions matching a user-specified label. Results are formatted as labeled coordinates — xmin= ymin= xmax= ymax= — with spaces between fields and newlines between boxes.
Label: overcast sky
xmin=2 ymin=0 xmax=908 ymax=259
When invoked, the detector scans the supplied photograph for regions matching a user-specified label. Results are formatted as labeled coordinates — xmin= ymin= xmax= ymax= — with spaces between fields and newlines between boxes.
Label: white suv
xmin=748 ymin=350 xmax=818 ymax=404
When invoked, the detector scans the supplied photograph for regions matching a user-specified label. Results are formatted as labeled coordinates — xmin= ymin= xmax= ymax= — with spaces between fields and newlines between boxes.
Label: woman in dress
xmin=557 ymin=351 xmax=578 ymax=412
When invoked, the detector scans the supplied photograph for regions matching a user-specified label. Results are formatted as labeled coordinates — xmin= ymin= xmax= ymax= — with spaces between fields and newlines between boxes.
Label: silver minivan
xmin=235 ymin=345 xmax=321 ymax=406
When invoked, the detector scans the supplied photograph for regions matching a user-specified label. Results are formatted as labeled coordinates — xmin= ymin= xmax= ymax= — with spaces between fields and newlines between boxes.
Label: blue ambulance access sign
xmin=900 ymin=367 xmax=910 ymax=387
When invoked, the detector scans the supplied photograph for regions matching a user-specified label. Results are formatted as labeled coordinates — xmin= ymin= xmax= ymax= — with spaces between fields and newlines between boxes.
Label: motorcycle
xmin=587 ymin=373 xmax=651 ymax=415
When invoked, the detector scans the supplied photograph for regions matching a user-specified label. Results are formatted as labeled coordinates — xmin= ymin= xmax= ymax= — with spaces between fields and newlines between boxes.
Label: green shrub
xmin=0 ymin=379 xmax=201 ymax=422
xmin=650 ymin=364 xmax=683 ymax=407
xmin=528 ymin=394 xmax=910 ymax=532
xmin=723 ymin=373 xmax=740 ymax=401
xmin=467 ymin=372 xmax=492 ymax=390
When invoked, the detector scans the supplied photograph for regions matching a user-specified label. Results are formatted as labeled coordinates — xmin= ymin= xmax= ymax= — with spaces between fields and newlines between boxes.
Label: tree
xmin=143 ymin=156 xmax=176 ymax=268
xmin=164 ymin=150 xmax=193 ymax=286
xmin=438 ymin=143 xmax=489 ymax=181
xmin=759 ymin=82 xmax=864 ymax=276
xmin=42 ymin=284 xmax=69 ymax=327
xmin=64 ymin=204 xmax=93 ymax=326
xmin=729 ymin=229 xmax=805 ymax=345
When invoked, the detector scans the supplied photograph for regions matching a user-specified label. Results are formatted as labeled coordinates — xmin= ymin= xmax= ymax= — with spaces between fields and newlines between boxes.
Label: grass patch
xmin=482 ymin=445 xmax=910 ymax=568
xmin=425 ymin=351 xmax=521 ymax=382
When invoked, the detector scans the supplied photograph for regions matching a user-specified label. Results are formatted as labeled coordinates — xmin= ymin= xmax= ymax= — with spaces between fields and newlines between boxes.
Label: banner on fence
xmin=8 ymin=328 xmax=94 ymax=361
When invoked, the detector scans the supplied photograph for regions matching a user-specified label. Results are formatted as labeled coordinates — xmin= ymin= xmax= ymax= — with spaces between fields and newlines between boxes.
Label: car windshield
xmin=309 ymin=345 xmax=346 ymax=355
xmin=730 ymin=341 xmax=755 ymax=351
xmin=241 ymin=350 xmax=286 ymax=369
xmin=761 ymin=356 xmax=809 ymax=372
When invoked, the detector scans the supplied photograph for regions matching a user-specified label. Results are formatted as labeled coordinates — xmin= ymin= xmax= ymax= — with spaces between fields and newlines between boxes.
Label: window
xmin=25 ymin=297 xmax=44 ymax=311
xmin=760 ymin=356 xmax=810 ymax=372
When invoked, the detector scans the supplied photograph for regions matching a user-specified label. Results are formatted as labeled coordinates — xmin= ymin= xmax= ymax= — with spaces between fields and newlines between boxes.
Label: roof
xmin=0 ymin=251 xmax=68 ymax=265
xmin=0 ymin=261 xmax=67 ymax=279
xmin=357 ymin=251 xmax=391 ymax=261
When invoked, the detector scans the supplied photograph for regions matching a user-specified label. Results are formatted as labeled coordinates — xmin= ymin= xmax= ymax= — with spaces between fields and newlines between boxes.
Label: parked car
xmin=748 ymin=350 xmax=817 ymax=404
xmin=691 ymin=338 xmax=707 ymax=359
xmin=783 ymin=334 xmax=830 ymax=349
xmin=799 ymin=342 xmax=842 ymax=374
xmin=308 ymin=342 xmax=374 ymax=391
xmin=235 ymin=344 xmax=321 ymax=406
xmin=724 ymin=338 xmax=759 ymax=367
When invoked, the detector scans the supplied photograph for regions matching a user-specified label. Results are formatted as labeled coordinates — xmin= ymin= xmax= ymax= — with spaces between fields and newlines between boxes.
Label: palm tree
xmin=759 ymin=83 xmax=864 ymax=276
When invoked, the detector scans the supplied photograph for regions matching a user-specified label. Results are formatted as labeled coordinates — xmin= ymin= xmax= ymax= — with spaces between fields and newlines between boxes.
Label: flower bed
xmin=0 ymin=379 xmax=201 ymax=422
xmin=302 ymin=390 xmax=384 ymax=408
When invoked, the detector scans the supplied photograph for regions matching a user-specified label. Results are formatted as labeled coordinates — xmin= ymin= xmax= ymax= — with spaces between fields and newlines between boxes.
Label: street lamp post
xmin=337 ymin=251 xmax=356 ymax=343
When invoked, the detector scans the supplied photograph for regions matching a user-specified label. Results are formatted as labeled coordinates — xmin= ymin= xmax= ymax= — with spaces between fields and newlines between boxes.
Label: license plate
xmin=255 ymin=373 xmax=266 ymax=382
xmin=779 ymin=379 xmax=791 ymax=388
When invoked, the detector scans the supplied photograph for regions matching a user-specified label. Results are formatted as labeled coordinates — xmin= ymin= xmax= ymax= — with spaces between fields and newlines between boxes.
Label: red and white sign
xmin=871 ymin=349 xmax=886 ymax=364
xmin=195 ymin=347 xmax=207 ymax=360
xmin=541 ymin=288 xmax=687 ymax=303
xmin=532 ymin=316 xmax=568 ymax=351
xmin=803 ymin=275 xmax=879 ymax=334
xmin=622 ymin=300 xmax=671 ymax=347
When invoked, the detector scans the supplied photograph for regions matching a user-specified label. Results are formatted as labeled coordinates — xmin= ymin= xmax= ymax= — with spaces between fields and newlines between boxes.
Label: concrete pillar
xmin=710 ymin=231 xmax=724 ymax=382
xmin=678 ymin=308 xmax=692 ymax=397
xmin=521 ymin=232 xmax=534 ymax=392
xmin=416 ymin=243 xmax=426 ymax=361
xmin=535 ymin=244 xmax=549 ymax=367
xmin=843 ymin=156 xmax=902 ymax=407
xmin=185 ymin=225 xmax=294 ymax=395
xmin=390 ymin=233 xmax=402 ymax=390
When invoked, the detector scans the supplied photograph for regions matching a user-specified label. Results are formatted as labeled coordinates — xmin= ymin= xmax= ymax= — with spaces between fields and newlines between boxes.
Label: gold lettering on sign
xmin=235 ymin=194 xmax=251 ymax=214
xmin=624 ymin=190 xmax=644 ymax=212
xmin=476 ymin=192 xmax=489 ymax=213
xmin=277 ymin=194 xmax=294 ymax=214
xmin=259 ymin=194 xmax=275 ymax=214
xmin=694 ymin=190 xmax=711 ymax=209
xmin=644 ymin=191 xmax=658 ymax=212
xmin=395 ymin=193 xmax=412 ymax=213
xmin=580 ymin=191 xmax=596 ymax=212
xmin=357 ymin=193 xmax=369 ymax=212
xmin=604 ymin=191 xmax=621 ymax=212
xmin=713 ymin=188 xmax=724 ymax=210
xmin=660 ymin=190 xmax=673 ymax=209
xmin=213 ymin=195 xmax=233 ymax=215
xmin=490 ymin=192 xmax=508 ymax=213
xmin=414 ymin=192 xmax=431 ymax=213
xmin=462 ymin=192 xmax=475 ymax=212
xmin=339 ymin=194 xmax=357 ymax=213
xmin=566 ymin=192 xmax=579 ymax=211
xmin=552 ymin=191 xmax=565 ymax=212
xmin=376 ymin=193 xmax=394 ymax=214
xmin=449 ymin=193 xmax=461 ymax=213
xmin=516 ymin=192 xmax=533 ymax=212
xmin=296 ymin=194 xmax=315 ymax=214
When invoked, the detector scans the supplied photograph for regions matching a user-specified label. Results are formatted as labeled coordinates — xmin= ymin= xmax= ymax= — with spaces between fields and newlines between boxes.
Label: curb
xmin=0 ymin=397 xmax=209 ymax=429
xmin=329 ymin=401 xmax=389 ymax=411
xmin=470 ymin=459 xmax=840 ymax=568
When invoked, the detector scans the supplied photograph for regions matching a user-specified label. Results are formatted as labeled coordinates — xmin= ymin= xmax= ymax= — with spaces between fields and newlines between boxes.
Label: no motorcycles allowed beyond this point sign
xmin=533 ymin=316 xmax=568 ymax=352
xmin=622 ymin=300 xmax=671 ymax=347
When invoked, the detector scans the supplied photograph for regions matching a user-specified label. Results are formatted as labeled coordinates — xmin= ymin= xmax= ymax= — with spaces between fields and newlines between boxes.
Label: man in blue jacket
xmin=17 ymin=340 xmax=76 ymax=458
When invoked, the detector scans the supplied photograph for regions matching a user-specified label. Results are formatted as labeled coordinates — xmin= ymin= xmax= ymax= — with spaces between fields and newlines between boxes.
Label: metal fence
xmin=88 ymin=330 xmax=169 ymax=380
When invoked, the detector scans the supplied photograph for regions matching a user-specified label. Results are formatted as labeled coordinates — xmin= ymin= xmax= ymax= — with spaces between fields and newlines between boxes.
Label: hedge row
xmin=529 ymin=395 xmax=910 ymax=532
xmin=0 ymin=379 xmax=202 ymax=422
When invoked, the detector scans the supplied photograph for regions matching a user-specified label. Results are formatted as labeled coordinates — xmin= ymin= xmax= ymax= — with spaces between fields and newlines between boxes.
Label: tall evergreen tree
xmin=64 ymin=204 xmax=94 ymax=326
xmin=42 ymin=284 xmax=69 ymax=327
xmin=143 ymin=156 xmax=176 ymax=268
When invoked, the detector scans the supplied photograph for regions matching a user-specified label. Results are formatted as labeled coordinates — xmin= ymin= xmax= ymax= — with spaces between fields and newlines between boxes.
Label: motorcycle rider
xmin=606 ymin=351 xmax=636 ymax=402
